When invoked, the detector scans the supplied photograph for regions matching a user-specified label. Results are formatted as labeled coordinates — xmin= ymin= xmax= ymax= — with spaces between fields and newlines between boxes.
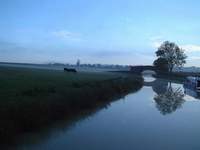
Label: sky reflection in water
xmin=11 ymin=77 xmax=200 ymax=150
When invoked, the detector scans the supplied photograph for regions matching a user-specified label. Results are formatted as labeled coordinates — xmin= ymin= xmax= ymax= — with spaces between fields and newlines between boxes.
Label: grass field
xmin=0 ymin=66 xmax=143 ymax=144
xmin=0 ymin=66 xmax=123 ymax=101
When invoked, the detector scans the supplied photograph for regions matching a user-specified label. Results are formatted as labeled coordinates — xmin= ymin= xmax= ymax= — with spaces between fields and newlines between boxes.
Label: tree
xmin=153 ymin=57 xmax=168 ymax=72
xmin=155 ymin=41 xmax=187 ymax=72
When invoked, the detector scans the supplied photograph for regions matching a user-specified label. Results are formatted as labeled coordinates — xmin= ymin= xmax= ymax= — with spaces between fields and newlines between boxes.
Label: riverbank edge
xmin=112 ymin=70 xmax=199 ymax=83
xmin=0 ymin=68 xmax=143 ymax=144
xmin=153 ymin=71 xmax=200 ymax=83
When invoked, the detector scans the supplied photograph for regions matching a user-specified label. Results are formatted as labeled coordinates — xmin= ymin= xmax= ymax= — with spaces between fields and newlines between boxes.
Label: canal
xmin=8 ymin=76 xmax=200 ymax=150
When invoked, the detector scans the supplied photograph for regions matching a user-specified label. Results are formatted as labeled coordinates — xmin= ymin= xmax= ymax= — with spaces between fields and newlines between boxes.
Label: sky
xmin=0 ymin=0 xmax=200 ymax=66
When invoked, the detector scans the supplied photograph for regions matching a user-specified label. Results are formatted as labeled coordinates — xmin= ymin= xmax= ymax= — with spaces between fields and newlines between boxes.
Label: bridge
xmin=130 ymin=65 xmax=156 ymax=73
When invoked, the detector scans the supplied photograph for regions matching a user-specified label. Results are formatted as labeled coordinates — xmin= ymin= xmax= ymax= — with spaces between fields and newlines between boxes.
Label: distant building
xmin=76 ymin=59 xmax=80 ymax=67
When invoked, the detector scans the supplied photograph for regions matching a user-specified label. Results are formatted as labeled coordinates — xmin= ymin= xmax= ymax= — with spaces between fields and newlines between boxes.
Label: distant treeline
xmin=48 ymin=63 xmax=129 ymax=69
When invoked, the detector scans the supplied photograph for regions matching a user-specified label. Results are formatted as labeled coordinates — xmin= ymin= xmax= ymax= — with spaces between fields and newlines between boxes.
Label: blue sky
xmin=0 ymin=0 xmax=200 ymax=66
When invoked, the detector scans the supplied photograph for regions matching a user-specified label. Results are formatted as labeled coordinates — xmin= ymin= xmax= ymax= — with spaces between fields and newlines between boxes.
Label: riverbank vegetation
xmin=154 ymin=71 xmax=200 ymax=83
xmin=0 ymin=66 xmax=143 ymax=144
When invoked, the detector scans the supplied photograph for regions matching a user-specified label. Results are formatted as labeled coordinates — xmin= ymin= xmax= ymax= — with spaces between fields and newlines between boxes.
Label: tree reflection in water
xmin=153 ymin=82 xmax=185 ymax=115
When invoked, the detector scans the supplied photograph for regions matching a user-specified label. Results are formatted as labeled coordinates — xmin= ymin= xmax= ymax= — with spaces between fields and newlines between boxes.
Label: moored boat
xmin=184 ymin=76 xmax=200 ymax=91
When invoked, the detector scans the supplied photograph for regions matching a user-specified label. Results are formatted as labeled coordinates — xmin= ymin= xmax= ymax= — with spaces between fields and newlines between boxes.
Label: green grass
xmin=1 ymin=68 xmax=110 ymax=98
xmin=0 ymin=66 xmax=143 ymax=143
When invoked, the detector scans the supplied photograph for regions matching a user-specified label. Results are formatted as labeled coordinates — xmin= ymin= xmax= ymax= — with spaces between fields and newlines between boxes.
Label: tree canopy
xmin=154 ymin=41 xmax=187 ymax=72
xmin=153 ymin=57 xmax=168 ymax=72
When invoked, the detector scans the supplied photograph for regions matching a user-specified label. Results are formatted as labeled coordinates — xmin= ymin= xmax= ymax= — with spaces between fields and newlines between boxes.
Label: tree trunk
xmin=168 ymin=64 xmax=173 ymax=73
xmin=169 ymin=68 xmax=173 ymax=73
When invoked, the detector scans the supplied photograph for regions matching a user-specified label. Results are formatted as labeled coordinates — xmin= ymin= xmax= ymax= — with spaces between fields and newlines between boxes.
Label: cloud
xmin=0 ymin=41 xmax=18 ymax=50
xmin=152 ymin=42 xmax=200 ymax=53
xmin=149 ymin=36 xmax=164 ymax=41
xmin=181 ymin=44 xmax=200 ymax=52
xmin=52 ymin=30 xmax=82 ymax=41
xmin=149 ymin=36 xmax=200 ymax=53
xmin=149 ymin=36 xmax=165 ymax=48
xmin=152 ymin=41 xmax=163 ymax=48
xmin=189 ymin=56 xmax=200 ymax=60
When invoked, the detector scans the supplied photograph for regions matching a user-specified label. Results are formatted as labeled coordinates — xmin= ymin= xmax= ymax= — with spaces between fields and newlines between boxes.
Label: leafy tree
xmin=155 ymin=41 xmax=187 ymax=72
xmin=153 ymin=57 xmax=168 ymax=72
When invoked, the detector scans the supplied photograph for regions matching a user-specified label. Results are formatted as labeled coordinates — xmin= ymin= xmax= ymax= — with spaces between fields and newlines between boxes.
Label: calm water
xmin=9 ymin=76 xmax=200 ymax=150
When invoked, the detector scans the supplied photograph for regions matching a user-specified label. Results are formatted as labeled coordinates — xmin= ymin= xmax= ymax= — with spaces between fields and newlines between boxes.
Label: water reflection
xmin=143 ymin=74 xmax=200 ymax=114
xmin=144 ymin=76 xmax=186 ymax=115
xmin=1 ymin=104 xmax=111 ymax=150
xmin=184 ymin=86 xmax=200 ymax=100
xmin=154 ymin=83 xmax=185 ymax=115
xmin=2 ymin=76 xmax=200 ymax=150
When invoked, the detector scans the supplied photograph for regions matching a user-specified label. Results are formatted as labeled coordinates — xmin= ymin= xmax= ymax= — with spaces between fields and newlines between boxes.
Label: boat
xmin=184 ymin=76 xmax=200 ymax=91
xmin=184 ymin=87 xmax=200 ymax=99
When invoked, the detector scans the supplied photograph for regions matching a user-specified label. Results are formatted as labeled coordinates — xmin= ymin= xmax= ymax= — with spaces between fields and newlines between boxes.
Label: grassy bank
xmin=0 ymin=66 xmax=143 ymax=143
